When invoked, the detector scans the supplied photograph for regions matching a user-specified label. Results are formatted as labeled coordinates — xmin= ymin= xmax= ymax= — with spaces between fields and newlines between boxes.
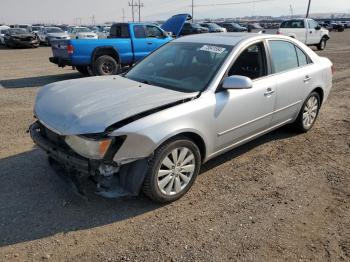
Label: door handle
xmin=264 ymin=88 xmax=275 ymax=96
xmin=304 ymin=76 xmax=312 ymax=82
xmin=147 ymin=42 xmax=153 ymax=45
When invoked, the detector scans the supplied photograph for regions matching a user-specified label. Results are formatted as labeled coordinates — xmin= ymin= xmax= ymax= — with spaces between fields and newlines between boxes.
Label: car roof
xmin=174 ymin=33 xmax=267 ymax=46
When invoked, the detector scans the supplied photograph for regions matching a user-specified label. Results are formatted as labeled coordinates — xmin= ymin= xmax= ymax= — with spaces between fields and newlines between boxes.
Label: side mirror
xmin=222 ymin=75 xmax=253 ymax=90
xmin=315 ymin=25 xmax=321 ymax=30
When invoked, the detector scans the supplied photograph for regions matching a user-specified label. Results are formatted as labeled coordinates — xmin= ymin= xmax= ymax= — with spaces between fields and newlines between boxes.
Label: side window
xmin=295 ymin=46 xmax=310 ymax=67
xmin=269 ymin=40 xmax=298 ymax=73
xmin=146 ymin=25 xmax=163 ymax=38
xmin=110 ymin=24 xmax=130 ymax=38
xmin=133 ymin=25 xmax=146 ymax=38
xmin=308 ymin=20 xmax=313 ymax=29
xmin=228 ymin=42 xmax=267 ymax=80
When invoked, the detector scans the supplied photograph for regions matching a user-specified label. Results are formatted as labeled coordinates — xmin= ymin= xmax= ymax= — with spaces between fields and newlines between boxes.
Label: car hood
xmin=35 ymin=76 xmax=198 ymax=135
xmin=161 ymin=13 xmax=192 ymax=37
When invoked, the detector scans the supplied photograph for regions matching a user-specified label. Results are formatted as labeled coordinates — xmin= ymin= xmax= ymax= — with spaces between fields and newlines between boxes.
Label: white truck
xmin=277 ymin=18 xmax=329 ymax=50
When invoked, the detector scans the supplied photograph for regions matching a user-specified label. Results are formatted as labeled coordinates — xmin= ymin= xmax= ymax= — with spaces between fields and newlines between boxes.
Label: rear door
xmin=131 ymin=24 xmax=150 ymax=61
xmin=267 ymin=40 xmax=314 ymax=124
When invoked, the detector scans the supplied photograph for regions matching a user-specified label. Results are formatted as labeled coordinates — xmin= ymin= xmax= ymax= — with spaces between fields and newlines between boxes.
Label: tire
xmin=293 ymin=92 xmax=321 ymax=133
xmin=317 ymin=37 xmax=327 ymax=50
xmin=93 ymin=55 xmax=120 ymax=76
xmin=142 ymin=137 xmax=202 ymax=203
xmin=76 ymin=66 xmax=90 ymax=76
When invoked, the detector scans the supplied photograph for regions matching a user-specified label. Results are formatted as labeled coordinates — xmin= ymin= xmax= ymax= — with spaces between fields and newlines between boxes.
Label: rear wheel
xmin=293 ymin=92 xmax=321 ymax=132
xmin=143 ymin=137 xmax=201 ymax=203
xmin=93 ymin=55 xmax=120 ymax=76
xmin=317 ymin=37 xmax=327 ymax=50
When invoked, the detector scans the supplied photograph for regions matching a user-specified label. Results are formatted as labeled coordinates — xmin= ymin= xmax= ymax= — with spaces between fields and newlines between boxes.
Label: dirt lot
xmin=0 ymin=32 xmax=349 ymax=262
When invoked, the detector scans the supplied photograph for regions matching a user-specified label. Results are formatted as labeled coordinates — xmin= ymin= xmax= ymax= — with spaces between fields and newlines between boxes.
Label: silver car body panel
xmin=34 ymin=33 xmax=333 ymax=165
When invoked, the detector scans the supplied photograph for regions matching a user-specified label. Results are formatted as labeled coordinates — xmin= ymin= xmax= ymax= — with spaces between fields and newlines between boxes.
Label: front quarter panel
xmin=110 ymin=93 xmax=216 ymax=164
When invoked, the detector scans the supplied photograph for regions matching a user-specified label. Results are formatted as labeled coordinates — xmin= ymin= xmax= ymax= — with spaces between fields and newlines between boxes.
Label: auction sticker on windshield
xmin=200 ymin=45 xmax=226 ymax=54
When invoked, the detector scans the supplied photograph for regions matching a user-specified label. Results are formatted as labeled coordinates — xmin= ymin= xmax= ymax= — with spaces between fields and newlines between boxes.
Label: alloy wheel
xmin=303 ymin=95 xmax=319 ymax=129
xmin=157 ymin=147 xmax=196 ymax=196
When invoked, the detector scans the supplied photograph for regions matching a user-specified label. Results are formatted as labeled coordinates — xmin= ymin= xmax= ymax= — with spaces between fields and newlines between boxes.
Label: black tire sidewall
xmin=144 ymin=138 xmax=201 ymax=203
xmin=94 ymin=55 xmax=119 ymax=76
xmin=318 ymin=38 xmax=327 ymax=50
xmin=76 ymin=65 xmax=89 ymax=75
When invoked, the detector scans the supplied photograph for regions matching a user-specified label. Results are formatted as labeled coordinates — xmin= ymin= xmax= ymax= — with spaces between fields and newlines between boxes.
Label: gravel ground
xmin=0 ymin=32 xmax=349 ymax=262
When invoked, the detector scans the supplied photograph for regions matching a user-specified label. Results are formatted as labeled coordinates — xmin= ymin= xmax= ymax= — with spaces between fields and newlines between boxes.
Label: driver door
xmin=145 ymin=25 xmax=169 ymax=51
xmin=214 ymin=42 xmax=277 ymax=152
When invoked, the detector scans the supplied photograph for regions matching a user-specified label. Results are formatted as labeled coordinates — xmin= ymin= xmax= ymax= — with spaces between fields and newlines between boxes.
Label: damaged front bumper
xmin=29 ymin=121 xmax=148 ymax=198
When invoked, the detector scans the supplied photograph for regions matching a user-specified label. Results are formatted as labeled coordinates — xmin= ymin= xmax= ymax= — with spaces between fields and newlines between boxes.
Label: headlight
xmin=65 ymin=135 xmax=111 ymax=160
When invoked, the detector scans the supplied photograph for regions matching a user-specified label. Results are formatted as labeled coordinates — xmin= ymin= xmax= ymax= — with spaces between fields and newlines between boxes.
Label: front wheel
xmin=142 ymin=137 xmax=202 ymax=203
xmin=317 ymin=37 xmax=327 ymax=50
xmin=93 ymin=55 xmax=120 ymax=76
xmin=293 ymin=92 xmax=321 ymax=132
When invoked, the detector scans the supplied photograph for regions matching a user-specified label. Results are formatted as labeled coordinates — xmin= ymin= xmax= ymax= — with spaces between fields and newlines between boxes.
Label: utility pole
xmin=122 ymin=8 xmax=125 ymax=22
xmin=306 ymin=0 xmax=311 ymax=18
xmin=138 ymin=0 xmax=144 ymax=22
xmin=289 ymin=4 xmax=294 ymax=18
xmin=129 ymin=0 xmax=135 ymax=22
xmin=191 ymin=0 xmax=194 ymax=21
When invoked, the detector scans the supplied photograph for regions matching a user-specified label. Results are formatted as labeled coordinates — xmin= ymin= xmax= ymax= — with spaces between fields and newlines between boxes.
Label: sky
xmin=0 ymin=0 xmax=349 ymax=24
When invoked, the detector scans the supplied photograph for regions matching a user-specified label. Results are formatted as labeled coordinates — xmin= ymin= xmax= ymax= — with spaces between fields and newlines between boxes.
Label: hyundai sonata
xmin=30 ymin=33 xmax=333 ymax=202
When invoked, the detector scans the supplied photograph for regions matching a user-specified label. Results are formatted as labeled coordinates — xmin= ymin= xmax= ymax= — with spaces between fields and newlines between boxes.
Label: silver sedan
xmin=30 ymin=33 xmax=333 ymax=202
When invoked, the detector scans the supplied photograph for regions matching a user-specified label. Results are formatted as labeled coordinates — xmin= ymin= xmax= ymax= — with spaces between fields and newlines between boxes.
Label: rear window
xmin=109 ymin=24 xmax=130 ymax=38
xmin=280 ymin=20 xmax=305 ymax=29
xmin=269 ymin=40 xmax=299 ymax=73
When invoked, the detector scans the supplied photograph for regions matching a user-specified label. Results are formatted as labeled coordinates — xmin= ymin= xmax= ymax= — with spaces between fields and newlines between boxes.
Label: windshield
xmin=76 ymin=27 xmax=91 ymax=33
xmin=125 ymin=42 xmax=232 ymax=93
xmin=32 ymin=26 xmax=41 ymax=31
xmin=46 ymin=27 xmax=63 ymax=33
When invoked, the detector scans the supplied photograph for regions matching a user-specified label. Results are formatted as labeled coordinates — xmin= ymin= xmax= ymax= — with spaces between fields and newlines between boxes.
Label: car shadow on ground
xmin=0 ymin=73 xmax=82 ymax=88
xmin=0 ymin=125 xmax=299 ymax=247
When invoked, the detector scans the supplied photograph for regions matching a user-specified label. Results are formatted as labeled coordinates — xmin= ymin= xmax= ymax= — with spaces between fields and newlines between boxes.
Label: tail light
xmin=331 ymin=65 xmax=335 ymax=75
xmin=276 ymin=30 xmax=282 ymax=35
xmin=67 ymin=44 xmax=74 ymax=55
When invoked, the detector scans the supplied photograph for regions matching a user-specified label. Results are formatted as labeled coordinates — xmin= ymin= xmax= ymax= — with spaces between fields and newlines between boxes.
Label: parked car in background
xmin=331 ymin=22 xmax=345 ymax=32
xmin=3 ymin=28 xmax=39 ymax=48
xmin=32 ymin=25 xmax=44 ymax=36
xmin=0 ymin=25 xmax=10 ymax=44
xmin=15 ymin=24 xmax=32 ymax=33
xmin=199 ymin=22 xmax=226 ymax=33
xmin=30 ymin=33 xmax=333 ymax=202
xmin=68 ymin=26 xmax=98 ymax=39
xmin=319 ymin=22 xmax=333 ymax=32
xmin=278 ymin=18 xmax=329 ymax=50
xmin=217 ymin=22 xmax=247 ymax=32
xmin=49 ymin=14 xmax=190 ymax=76
xmin=92 ymin=26 xmax=111 ymax=39
xmin=180 ymin=22 xmax=209 ymax=36
xmin=38 ymin=27 xmax=70 ymax=45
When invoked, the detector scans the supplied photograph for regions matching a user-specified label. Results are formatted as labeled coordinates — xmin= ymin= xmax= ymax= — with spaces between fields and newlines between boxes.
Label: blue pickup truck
xmin=49 ymin=14 xmax=191 ymax=76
